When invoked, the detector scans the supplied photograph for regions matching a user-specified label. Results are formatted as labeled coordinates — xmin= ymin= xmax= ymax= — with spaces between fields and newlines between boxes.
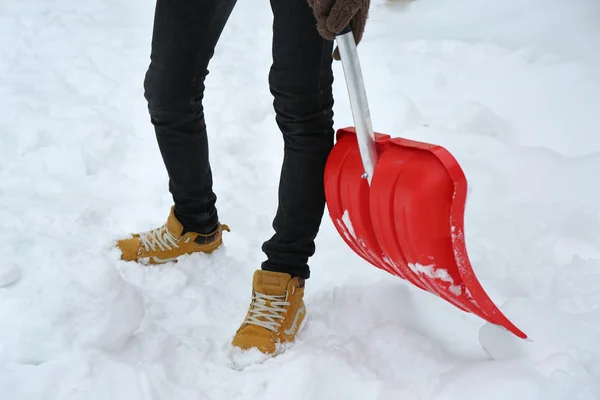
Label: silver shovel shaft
xmin=335 ymin=28 xmax=378 ymax=185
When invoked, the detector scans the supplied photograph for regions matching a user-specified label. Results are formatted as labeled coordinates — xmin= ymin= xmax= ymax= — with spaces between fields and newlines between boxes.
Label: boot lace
xmin=244 ymin=292 xmax=290 ymax=332
xmin=139 ymin=225 xmax=180 ymax=253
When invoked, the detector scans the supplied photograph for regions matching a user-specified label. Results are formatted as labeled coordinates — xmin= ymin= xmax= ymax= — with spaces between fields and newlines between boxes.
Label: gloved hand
xmin=306 ymin=0 xmax=370 ymax=60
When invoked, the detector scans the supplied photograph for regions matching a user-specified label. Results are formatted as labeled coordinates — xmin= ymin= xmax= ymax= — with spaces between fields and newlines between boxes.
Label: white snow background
xmin=1 ymin=0 xmax=600 ymax=399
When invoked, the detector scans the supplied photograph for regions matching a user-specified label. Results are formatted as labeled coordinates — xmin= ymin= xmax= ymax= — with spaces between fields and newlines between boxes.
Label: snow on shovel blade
xmin=324 ymin=127 xmax=527 ymax=339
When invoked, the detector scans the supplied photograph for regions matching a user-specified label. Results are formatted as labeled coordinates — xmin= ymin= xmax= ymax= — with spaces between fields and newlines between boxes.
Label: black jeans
xmin=143 ymin=0 xmax=335 ymax=279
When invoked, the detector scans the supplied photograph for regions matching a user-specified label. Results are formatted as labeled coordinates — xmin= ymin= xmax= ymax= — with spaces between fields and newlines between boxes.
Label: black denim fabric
xmin=143 ymin=0 xmax=335 ymax=279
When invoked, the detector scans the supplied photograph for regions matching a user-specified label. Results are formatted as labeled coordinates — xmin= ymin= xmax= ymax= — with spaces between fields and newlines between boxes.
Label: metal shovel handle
xmin=335 ymin=26 xmax=378 ymax=185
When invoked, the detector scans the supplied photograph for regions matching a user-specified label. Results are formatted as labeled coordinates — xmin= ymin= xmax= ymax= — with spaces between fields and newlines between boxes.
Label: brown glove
xmin=307 ymin=0 xmax=370 ymax=60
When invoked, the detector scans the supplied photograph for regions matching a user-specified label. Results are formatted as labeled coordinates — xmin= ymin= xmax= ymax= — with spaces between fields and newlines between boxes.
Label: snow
xmin=1 ymin=0 xmax=600 ymax=398
xmin=341 ymin=209 xmax=357 ymax=239
xmin=408 ymin=263 xmax=462 ymax=296
xmin=0 ymin=264 xmax=20 ymax=288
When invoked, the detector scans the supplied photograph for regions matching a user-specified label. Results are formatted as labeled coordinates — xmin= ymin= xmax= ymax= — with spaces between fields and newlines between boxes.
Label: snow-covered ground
xmin=1 ymin=0 xmax=600 ymax=398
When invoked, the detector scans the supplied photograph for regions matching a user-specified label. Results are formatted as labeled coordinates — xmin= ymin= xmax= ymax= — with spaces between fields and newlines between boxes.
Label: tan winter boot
xmin=117 ymin=206 xmax=229 ymax=264
xmin=231 ymin=270 xmax=306 ymax=356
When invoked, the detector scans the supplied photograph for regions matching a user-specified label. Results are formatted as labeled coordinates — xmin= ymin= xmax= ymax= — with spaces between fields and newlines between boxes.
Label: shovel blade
xmin=324 ymin=127 xmax=526 ymax=339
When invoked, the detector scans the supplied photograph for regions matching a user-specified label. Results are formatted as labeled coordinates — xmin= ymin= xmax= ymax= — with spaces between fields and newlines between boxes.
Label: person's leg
xmin=230 ymin=0 xmax=334 ymax=360
xmin=143 ymin=0 xmax=237 ymax=235
xmin=117 ymin=0 xmax=236 ymax=264
xmin=260 ymin=0 xmax=336 ymax=279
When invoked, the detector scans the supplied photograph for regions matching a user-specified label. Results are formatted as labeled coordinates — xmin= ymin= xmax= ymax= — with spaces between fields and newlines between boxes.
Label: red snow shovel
xmin=324 ymin=27 xmax=526 ymax=339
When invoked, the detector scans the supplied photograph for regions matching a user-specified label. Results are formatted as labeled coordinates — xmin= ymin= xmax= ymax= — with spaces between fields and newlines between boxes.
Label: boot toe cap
xmin=116 ymin=236 xmax=141 ymax=262
xmin=231 ymin=329 xmax=277 ymax=354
